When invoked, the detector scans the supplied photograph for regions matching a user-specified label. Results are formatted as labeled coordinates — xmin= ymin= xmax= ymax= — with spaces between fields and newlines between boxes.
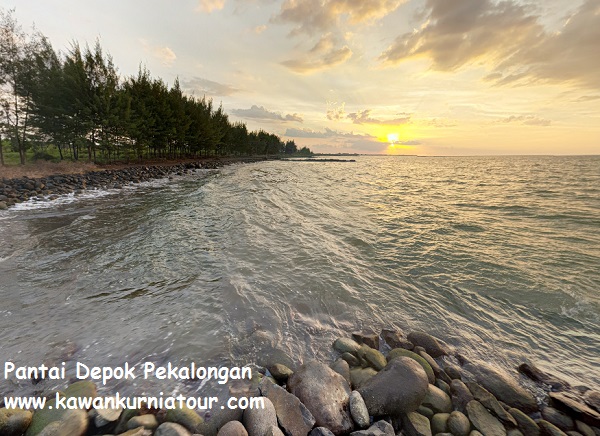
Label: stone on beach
xmin=387 ymin=348 xmax=436 ymax=384
xmin=358 ymin=356 xmax=429 ymax=417
xmin=466 ymin=400 xmax=507 ymax=436
xmin=403 ymin=412 xmax=433 ymax=436
xmin=217 ymin=420 xmax=249 ymax=436
xmin=422 ymin=384 xmax=453 ymax=413
xmin=349 ymin=391 xmax=370 ymax=429
xmin=407 ymin=332 xmax=448 ymax=358
xmin=334 ymin=338 xmax=362 ymax=355
xmin=288 ymin=360 xmax=354 ymax=435
xmin=509 ymin=408 xmax=541 ymax=436
xmin=0 ymin=408 xmax=33 ymax=436
xmin=243 ymin=397 xmax=278 ymax=436
xmin=259 ymin=378 xmax=316 ymax=436
xmin=448 ymin=411 xmax=472 ymax=436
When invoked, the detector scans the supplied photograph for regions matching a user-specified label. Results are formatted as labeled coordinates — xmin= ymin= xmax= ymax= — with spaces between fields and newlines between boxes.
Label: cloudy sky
xmin=4 ymin=0 xmax=600 ymax=155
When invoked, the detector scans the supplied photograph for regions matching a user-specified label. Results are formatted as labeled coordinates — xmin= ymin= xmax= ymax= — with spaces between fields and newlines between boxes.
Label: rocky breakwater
xmin=0 ymin=158 xmax=269 ymax=210
xmin=1 ymin=328 xmax=600 ymax=436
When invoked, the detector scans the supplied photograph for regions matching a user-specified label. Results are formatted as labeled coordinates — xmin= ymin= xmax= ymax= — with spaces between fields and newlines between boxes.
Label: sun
xmin=387 ymin=133 xmax=399 ymax=144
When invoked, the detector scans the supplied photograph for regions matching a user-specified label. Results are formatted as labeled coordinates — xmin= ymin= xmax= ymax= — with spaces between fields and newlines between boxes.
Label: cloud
xmin=285 ymin=127 xmax=372 ymax=139
xmin=422 ymin=118 xmax=457 ymax=128
xmin=254 ymin=25 xmax=268 ymax=34
xmin=231 ymin=105 xmax=304 ymax=122
xmin=282 ymin=34 xmax=352 ymax=73
xmin=197 ymin=0 xmax=226 ymax=13
xmin=326 ymin=101 xmax=346 ymax=121
xmin=273 ymin=0 xmax=407 ymax=35
xmin=182 ymin=77 xmax=240 ymax=96
xmin=576 ymin=95 xmax=600 ymax=102
xmin=398 ymin=140 xmax=422 ymax=145
xmin=500 ymin=115 xmax=551 ymax=126
xmin=140 ymin=40 xmax=177 ymax=67
xmin=347 ymin=109 xmax=411 ymax=125
xmin=380 ymin=0 xmax=600 ymax=90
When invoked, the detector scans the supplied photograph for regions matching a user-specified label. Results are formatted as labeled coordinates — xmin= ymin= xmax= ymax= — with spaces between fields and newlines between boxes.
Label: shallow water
xmin=0 ymin=156 xmax=599 ymax=397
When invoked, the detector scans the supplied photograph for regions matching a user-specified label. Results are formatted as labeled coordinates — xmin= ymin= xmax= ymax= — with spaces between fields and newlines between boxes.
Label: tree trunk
xmin=0 ymin=137 xmax=4 ymax=166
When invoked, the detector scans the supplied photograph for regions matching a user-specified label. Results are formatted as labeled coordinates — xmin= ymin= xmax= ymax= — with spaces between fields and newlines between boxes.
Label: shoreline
xmin=0 ymin=157 xmax=275 ymax=210
xmin=1 ymin=329 xmax=599 ymax=436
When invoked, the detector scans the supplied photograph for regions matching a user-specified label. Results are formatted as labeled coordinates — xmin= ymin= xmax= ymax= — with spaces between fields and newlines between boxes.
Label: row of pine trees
xmin=0 ymin=9 xmax=309 ymax=166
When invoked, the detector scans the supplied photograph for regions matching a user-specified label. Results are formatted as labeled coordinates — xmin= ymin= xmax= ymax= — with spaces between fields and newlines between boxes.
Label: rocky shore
xmin=1 ymin=329 xmax=599 ymax=436
xmin=0 ymin=157 xmax=272 ymax=210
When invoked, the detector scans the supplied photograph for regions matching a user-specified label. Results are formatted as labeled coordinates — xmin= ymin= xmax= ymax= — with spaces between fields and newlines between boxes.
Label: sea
xmin=0 ymin=155 xmax=598 ymax=398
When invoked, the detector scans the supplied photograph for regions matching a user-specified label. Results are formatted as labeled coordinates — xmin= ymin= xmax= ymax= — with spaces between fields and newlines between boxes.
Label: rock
xmin=437 ymin=379 xmax=451 ymax=395
xmin=466 ymin=401 xmax=507 ymax=436
xmin=350 ymin=391 xmax=370 ymax=429
xmin=155 ymin=422 xmax=193 ymax=436
xmin=0 ymin=408 xmax=34 ymax=436
xmin=463 ymin=361 xmax=537 ymax=413
xmin=197 ymin=406 xmax=244 ymax=436
xmin=94 ymin=401 xmax=123 ymax=427
xmin=538 ymin=420 xmax=568 ymax=436
xmin=422 ymin=384 xmax=453 ymax=413
xmin=550 ymin=392 xmax=600 ymax=427
xmin=403 ymin=412 xmax=432 ymax=436
xmin=0 ymin=201 xmax=7 ymax=210
xmin=517 ymin=364 xmax=571 ymax=392
xmin=116 ymin=427 xmax=146 ymax=436
xmin=542 ymin=408 xmax=575 ymax=431
xmin=466 ymin=382 xmax=518 ymax=426
xmin=432 ymin=413 xmax=450 ymax=434
xmin=259 ymin=378 xmax=316 ymax=436
xmin=451 ymin=380 xmax=474 ymax=413
xmin=266 ymin=425 xmax=285 ymax=436
xmin=217 ymin=421 xmax=249 ymax=436
xmin=358 ymin=357 xmax=429 ymax=417
xmin=418 ymin=406 xmax=435 ymax=419
xmin=361 ymin=345 xmax=387 ymax=371
xmin=37 ymin=409 xmax=88 ymax=436
xmin=353 ymin=331 xmax=380 ymax=350
xmin=566 ymin=432 xmax=584 ymax=436
xmin=331 ymin=359 xmax=351 ymax=385
xmin=334 ymin=338 xmax=361 ymax=355
xmin=448 ymin=411 xmax=471 ymax=436
xmin=310 ymin=427 xmax=336 ymax=436
xmin=166 ymin=405 xmax=204 ymax=434
xmin=387 ymin=348 xmax=435 ymax=384
xmin=127 ymin=414 xmax=159 ymax=430
xmin=575 ymin=421 xmax=595 ymax=436
xmin=267 ymin=364 xmax=293 ymax=383
xmin=583 ymin=392 xmax=600 ymax=413
xmin=509 ymin=408 xmax=541 ymax=436
xmin=407 ymin=332 xmax=447 ymax=358
xmin=288 ymin=360 xmax=353 ymax=435
xmin=446 ymin=364 xmax=462 ymax=380
xmin=351 ymin=420 xmax=395 ymax=436
xmin=25 ymin=398 xmax=69 ymax=436
xmin=114 ymin=409 xmax=141 ymax=434
xmin=342 ymin=353 xmax=361 ymax=367
xmin=63 ymin=381 xmax=97 ymax=401
xmin=243 ymin=397 xmax=278 ymax=436
xmin=350 ymin=367 xmax=378 ymax=390
xmin=508 ymin=431 xmax=525 ymax=436
xmin=419 ymin=351 xmax=442 ymax=378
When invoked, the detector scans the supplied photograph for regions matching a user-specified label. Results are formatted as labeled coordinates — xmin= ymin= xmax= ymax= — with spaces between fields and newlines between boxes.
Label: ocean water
xmin=0 ymin=156 xmax=599 ymax=397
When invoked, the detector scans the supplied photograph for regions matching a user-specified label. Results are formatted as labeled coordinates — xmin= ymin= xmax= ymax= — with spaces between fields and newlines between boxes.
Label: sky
xmin=2 ymin=0 xmax=600 ymax=155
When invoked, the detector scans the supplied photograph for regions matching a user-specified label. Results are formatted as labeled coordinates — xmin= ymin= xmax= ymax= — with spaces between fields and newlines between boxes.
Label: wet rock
xmin=403 ymin=412 xmax=432 ymax=436
xmin=310 ymin=427 xmax=336 ymax=436
xmin=418 ymin=406 xmax=435 ymax=419
xmin=419 ymin=351 xmax=442 ymax=378
xmin=466 ymin=382 xmax=518 ymax=426
xmin=361 ymin=345 xmax=387 ymax=371
xmin=358 ymin=357 xmax=429 ymax=417
xmin=542 ymin=408 xmax=575 ymax=431
xmin=0 ymin=408 xmax=33 ymax=436
xmin=288 ymin=360 xmax=353 ymax=435
xmin=387 ymin=348 xmax=435 ymax=384
xmin=93 ymin=401 xmax=123 ymax=427
xmin=407 ymin=332 xmax=447 ymax=358
xmin=583 ymin=392 xmax=600 ymax=413
xmin=350 ymin=368 xmax=378 ymax=390
xmin=353 ymin=331 xmax=380 ymax=350
xmin=127 ymin=414 xmax=159 ymax=431
xmin=343 ymin=353 xmax=361 ymax=368
xmin=351 ymin=420 xmax=395 ymax=436
xmin=574 ymin=421 xmax=595 ymax=436
xmin=508 ymin=408 xmax=541 ymax=436
xmin=331 ymin=359 xmax=351 ymax=385
xmin=334 ymin=338 xmax=362 ymax=355
xmin=509 ymin=430 xmax=525 ymax=436
xmin=450 ymin=380 xmax=474 ymax=413
xmin=518 ymin=364 xmax=571 ymax=392
xmin=116 ymin=427 xmax=146 ymax=436
xmin=267 ymin=364 xmax=293 ymax=383
xmin=431 ymin=413 xmax=450 ymax=434
xmin=63 ymin=381 xmax=98 ymax=401
xmin=538 ymin=420 xmax=569 ymax=436
xmin=155 ymin=422 xmax=193 ymax=436
xmin=466 ymin=400 xmax=507 ymax=436
xmin=445 ymin=364 xmax=462 ymax=380
xmin=217 ymin=421 xmax=249 ymax=436
xmin=243 ymin=397 xmax=278 ymax=436
xmin=25 ymin=398 xmax=69 ymax=436
xmin=0 ymin=201 xmax=7 ymax=210
xmin=423 ymin=384 xmax=453 ymax=413
xmin=550 ymin=392 xmax=600 ymax=427
xmin=197 ymin=407 xmax=244 ymax=436
xmin=166 ymin=405 xmax=204 ymax=434
xmin=260 ymin=378 xmax=316 ymax=436
xmin=266 ymin=425 xmax=285 ymax=436
xmin=437 ymin=379 xmax=451 ymax=396
xmin=349 ymin=391 xmax=370 ymax=429
xmin=381 ymin=329 xmax=414 ymax=350
xmin=448 ymin=411 xmax=472 ymax=436
xmin=463 ymin=361 xmax=537 ymax=413
xmin=37 ymin=409 xmax=88 ymax=436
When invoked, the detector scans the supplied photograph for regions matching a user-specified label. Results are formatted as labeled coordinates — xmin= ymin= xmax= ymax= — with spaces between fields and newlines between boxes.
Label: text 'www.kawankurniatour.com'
xmin=3 ymin=361 xmax=264 ymax=411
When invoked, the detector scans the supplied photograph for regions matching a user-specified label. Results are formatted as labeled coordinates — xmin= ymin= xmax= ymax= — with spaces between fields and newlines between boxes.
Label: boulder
xmin=259 ymin=378 xmax=316 ymax=436
xmin=466 ymin=382 xmax=518 ymax=426
xmin=165 ymin=405 xmax=204 ymax=434
xmin=422 ymin=384 xmax=453 ymax=413
xmin=387 ymin=348 xmax=435 ymax=384
xmin=463 ymin=361 xmax=537 ymax=413
xmin=583 ymin=391 xmax=600 ymax=413
xmin=542 ymin=408 xmax=575 ymax=431
xmin=37 ymin=409 xmax=88 ymax=436
xmin=353 ymin=331 xmax=380 ymax=350
xmin=431 ymin=413 xmax=450 ymax=434
xmin=550 ymin=393 xmax=600 ymax=427
xmin=574 ymin=420 xmax=596 ymax=436
xmin=334 ymin=338 xmax=361 ymax=355
xmin=349 ymin=391 xmax=370 ymax=429
xmin=448 ymin=411 xmax=472 ymax=436
xmin=127 ymin=414 xmax=159 ymax=431
xmin=155 ymin=422 xmax=193 ymax=436
xmin=342 ymin=353 xmax=361 ymax=367
xmin=403 ymin=412 xmax=432 ymax=436
xmin=360 ymin=346 xmax=386 ymax=371
xmin=267 ymin=364 xmax=293 ymax=383
xmin=351 ymin=420 xmax=395 ymax=436
xmin=508 ymin=408 xmax=540 ymax=436
xmin=358 ymin=357 xmax=429 ymax=417
xmin=243 ymin=397 xmax=278 ymax=436
xmin=466 ymin=401 xmax=507 ymax=436
xmin=0 ymin=408 xmax=33 ymax=436
xmin=407 ymin=332 xmax=447 ymax=358
xmin=450 ymin=380 xmax=474 ymax=413
xmin=517 ymin=364 xmax=571 ymax=392
xmin=331 ymin=359 xmax=351 ymax=385
xmin=310 ymin=427 xmax=336 ymax=436
xmin=217 ymin=421 xmax=249 ymax=436
xmin=350 ymin=368 xmax=378 ymax=390
xmin=288 ymin=360 xmax=353 ymax=435
xmin=538 ymin=420 xmax=568 ymax=436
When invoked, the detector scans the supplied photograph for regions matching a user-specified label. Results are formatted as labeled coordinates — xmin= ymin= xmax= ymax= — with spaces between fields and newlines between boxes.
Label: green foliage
xmin=0 ymin=8 xmax=312 ymax=165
